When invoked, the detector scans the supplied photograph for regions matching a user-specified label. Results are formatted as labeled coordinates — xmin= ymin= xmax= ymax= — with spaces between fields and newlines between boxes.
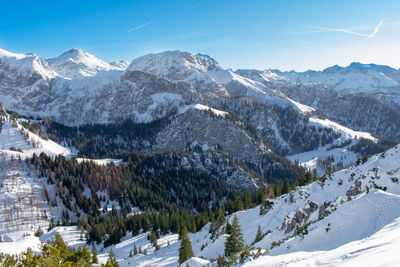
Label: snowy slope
xmin=244 ymin=215 xmax=400 ymax=267
xmin=0 ymin=163 xmax=65 ymax=242
xmin=0 ymin=118 xmax=72 ymax=158
xmin=287 ymin=118 xmax=377 ymax=173
xmin=0 ymin=112 xmax=75 ymax=244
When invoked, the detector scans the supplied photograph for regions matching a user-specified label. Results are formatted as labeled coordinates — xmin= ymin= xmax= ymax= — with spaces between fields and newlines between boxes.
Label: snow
xmin=47 ymin=48 xmax=122 ymax=79
xmin=0 ymin=47 xmax=58 ymax=80
xmin=0 ymin=48 xmax=27 ymax=59
xmin=181 ymin=144 xmax=400 ymax=266
xmin=0 ymin=161 xmax=65 ymax=242
xmin=0 ymin=235 xmax=42 ymax=255
xmin=179 ymin=104 xmax=228 ymax=117
xmin=128 ymin=50 xmax=221 ymax=76
xmin=75 ymin=158 xmax=122 ymax=166
xmin=244 ymin=215 xmax=400 ymax=267
xmin=287 ymin=98 xmax=315 ymax=114
xmin=0 ymin=143 xmax=398 ymax=266
xmin=1 ymin=47 xmax=400 ymax=266
xmin=41 ymin=226 xmax=87 ymax=249
xmin=109 ymin=60 xmax=130 ymax=70
xmin=181 ymin=257 xmax=211 ymax=267
xmin=95 ymin=231 xmax=180 ymax=266
xmin=287 ymin=117 xmax=376 ymax=173
xmin=261 ymin=62 xmax=400 ymax=95
xmin=309 ymin=117 xmax=377 ymax=141
xmin=0 ymin=119 xmax=72 ymax=159
xmin=287 ymin=143 xmax=359 ymax=174
xmin=127 ymin=50 xmax=293 ymax=108
xmin=128 ymin=92 xmax=183 ymax=123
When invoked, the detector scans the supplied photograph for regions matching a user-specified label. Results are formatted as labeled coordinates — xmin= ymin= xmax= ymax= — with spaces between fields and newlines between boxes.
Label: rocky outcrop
xmin=318 ymin=201 xmax=332 ymax=219
xmin=346 ymin=180 xmax=362 ymax=200
xmin=281 ymin=200 xmax=319 ymax=234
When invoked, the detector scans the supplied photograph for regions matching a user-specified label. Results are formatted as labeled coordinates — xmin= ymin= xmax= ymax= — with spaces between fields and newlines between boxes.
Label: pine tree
xmin=254 ymin=225 xmax=263 ymax=243
xmin=225 ymin=221 xmax=232 ymax=234
xmin=134 ymin=243 xmax=138 ymax=255
xmin=233 ymin=196 xmax=244 ymax=211
xmin=179 ymin=226 xmax=194 ymax=264
xmin=79 ymin=246 xmax=92 ymax=266
xmin=224 ymin=215 xmax=244 ymax=263
xmin=150 ymin=230 xmax=158 ymax=248
xmin=243 ymin=190 xmax=251 ymax=209
xmin=105 ymin=248 xmax=119 ymax=267
xmin=281 ymin=179 xmax=289 ymax=195
xmin=92 ymin=245 xmax=98 ymax=264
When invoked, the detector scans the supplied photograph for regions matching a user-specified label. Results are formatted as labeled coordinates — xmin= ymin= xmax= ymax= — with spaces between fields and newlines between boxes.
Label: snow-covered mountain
xmin=237 ymin=63 xmax=400 ymax=141
xmin=128 ymin=51 xmax=292 ymax=107
xmin=238 ymin=62 xmax=400 ymax=95
xmin=0 ymin=47 xmax=395 ymax=181
xmin=109 ymin=60 xmax=130 ymax=70
xmin=47 ymin=48 xmax=122 ymax=79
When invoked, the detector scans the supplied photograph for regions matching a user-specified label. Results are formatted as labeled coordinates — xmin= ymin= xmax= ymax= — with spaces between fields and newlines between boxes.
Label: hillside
xmin=100 ymin=143 xmax=400 ymax=266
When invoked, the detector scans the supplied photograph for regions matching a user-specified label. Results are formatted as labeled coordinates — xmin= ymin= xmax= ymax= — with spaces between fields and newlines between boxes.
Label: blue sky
xmin=1 ymin=0 xmax=400 ymax=71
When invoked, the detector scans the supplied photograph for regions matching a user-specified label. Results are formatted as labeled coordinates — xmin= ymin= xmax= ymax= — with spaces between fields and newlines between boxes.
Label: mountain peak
xmin=0 ymin=47 xmax=29 ymax=59
xmin=47 ymin=48 xmax=118 ymax=79
xmin=109 ymin=60 xmax=130 ymax=70
xmin=348 ymin=62 xmax=371 ymax=69
xmin=128 ymin=50 xmax=222 ymax=75
xmin=66 ymin=48 xmax=84 ymax=53
xmin=323 ymin=64 xmax=344 ymax=73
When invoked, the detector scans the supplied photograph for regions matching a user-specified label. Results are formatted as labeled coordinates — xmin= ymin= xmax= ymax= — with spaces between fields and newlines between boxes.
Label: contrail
xmin=303 ymin=20 xmax=384 ymax=39
xmin=367 ymin=20 xmax=384 ymax=39
xmin=128 ymin=21 xmax=155 ymax=32
xmin=309 ymin=26 xmax=371 ymax=38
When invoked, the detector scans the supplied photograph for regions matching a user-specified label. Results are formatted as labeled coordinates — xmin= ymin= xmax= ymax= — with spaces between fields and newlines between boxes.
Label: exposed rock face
xmin=305 ymin=200 xmax=319 ymax=215
xmin=153 ymin=109 xmax=269 ymax=165
xmin=346 ymin=180 xmax=362 ymax=200
xmin=318 ymin=201 xmax=332 ymax=220
xmin=282 ymin=209 xmax=308 ymax=234
xmin=281 ymin=200 xmax=319 ymax=234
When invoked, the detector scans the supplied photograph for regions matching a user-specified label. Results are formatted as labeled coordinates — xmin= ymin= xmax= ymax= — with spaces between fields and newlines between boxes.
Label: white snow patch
xmin=179 ymin=104 xmax=228 ymax=117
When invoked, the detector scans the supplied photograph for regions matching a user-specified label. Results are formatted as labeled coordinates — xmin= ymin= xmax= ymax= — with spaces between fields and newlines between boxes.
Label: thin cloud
xmin=128 ymin=21 xmax=156 ymax=32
